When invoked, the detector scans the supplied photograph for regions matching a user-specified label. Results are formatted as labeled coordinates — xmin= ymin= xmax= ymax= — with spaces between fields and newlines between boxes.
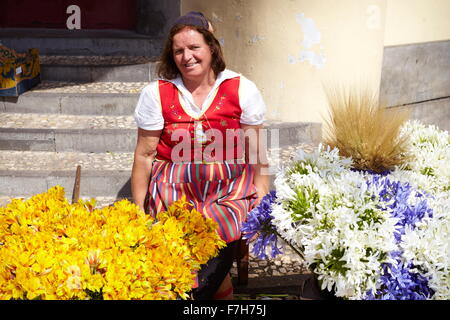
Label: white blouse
xmin=134 ymin=69 xmax=266 ymax=130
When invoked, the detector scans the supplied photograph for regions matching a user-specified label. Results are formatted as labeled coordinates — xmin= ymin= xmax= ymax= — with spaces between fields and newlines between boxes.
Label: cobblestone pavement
xmin=31 ymin=80 xmax=147 ymax=93
xmin=0 ymin=151 xmax=133 ymax=171
xmin=40 ymin=55 xmax=157 ymax=65
xmin=0 ymin=113 xmax=135 ymax=129
xmin=231 ymin=242 xmax=310 ymax=278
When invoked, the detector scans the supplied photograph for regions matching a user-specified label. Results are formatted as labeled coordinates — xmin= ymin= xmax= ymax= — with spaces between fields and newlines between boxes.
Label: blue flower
xmin=364 ymin=175 xmax=434 ymax=300
xmin=241 ymin=191 xmax=283 ymax=259
xmin=368 ymin=175 xmax=433 ymax=241
xmin=365 ymin=254 xmax=434 ymax=300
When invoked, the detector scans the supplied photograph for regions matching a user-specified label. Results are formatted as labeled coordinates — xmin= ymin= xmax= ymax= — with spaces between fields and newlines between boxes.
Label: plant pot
xmin=298 ymin=273 xmax=341 ymax=300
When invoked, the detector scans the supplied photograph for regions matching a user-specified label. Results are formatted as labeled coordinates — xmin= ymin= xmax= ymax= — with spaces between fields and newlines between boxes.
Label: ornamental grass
xmin=0 ymin=186 xmax=226 ymax=300
xmin=323 ymin=86 xmax=410 ymax=173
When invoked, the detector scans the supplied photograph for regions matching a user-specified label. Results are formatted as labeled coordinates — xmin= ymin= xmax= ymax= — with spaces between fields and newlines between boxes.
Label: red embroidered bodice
xmin=156 ymin=77 xmax=244 ymax=162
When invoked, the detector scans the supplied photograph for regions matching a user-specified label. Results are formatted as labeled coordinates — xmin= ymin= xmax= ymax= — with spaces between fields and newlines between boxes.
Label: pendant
xmin=194 ymin=121 xmax=208 ymax=144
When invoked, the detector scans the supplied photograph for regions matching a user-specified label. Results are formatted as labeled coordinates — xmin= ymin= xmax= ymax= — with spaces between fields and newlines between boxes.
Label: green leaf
xmin=286 ymin=186 xmax=319 ymax=222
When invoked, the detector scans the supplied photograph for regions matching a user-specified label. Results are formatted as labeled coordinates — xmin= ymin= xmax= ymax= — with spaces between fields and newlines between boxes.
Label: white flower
xmin=399 ymin=120 xmax=450 ymax=194
xmin=268 ymin=121 xmax=450 ymax=299
xmin=273 ymin=170 xmax=296 ymax=201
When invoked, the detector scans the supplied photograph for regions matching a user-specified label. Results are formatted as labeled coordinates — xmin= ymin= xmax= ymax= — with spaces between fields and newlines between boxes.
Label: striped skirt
xmin=147 ymin=160 xmax=258 ymax=243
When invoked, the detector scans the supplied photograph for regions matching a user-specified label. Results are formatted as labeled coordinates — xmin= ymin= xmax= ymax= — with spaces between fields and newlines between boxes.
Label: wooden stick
xmin=72 ymin=165 xmax=81 ymax=204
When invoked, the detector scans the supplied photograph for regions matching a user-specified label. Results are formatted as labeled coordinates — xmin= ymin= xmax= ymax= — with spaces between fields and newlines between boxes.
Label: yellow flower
xmin=0 ymin=187 xmax=225 ymax=300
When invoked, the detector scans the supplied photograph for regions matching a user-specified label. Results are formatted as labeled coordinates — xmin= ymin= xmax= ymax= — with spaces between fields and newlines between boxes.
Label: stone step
xmin=0 ymin=151 xmax=133 ymax=199
xmin=0 ymin=113 xmax=136 ymax=152
xmin=39 ymin=55 xmax=158 ymax=82
xmin=0 ymin=143 xmax=315 ymax=199
xmin=0 ymin=168 xmax=132 ymax=200
xmin=0 ymin=112 xmax=321 ymax=152
xmin=2 ymin=81 xmax=145 ymax=115
xmin=0 ymin=150 xmax=133 ymax=171
xmin=0 ymin=28 xmax=163 ymax=57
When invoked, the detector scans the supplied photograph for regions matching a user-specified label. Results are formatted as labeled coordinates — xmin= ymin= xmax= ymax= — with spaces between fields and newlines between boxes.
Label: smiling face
xmin=172 ymin=27 xmax=214 ymax=83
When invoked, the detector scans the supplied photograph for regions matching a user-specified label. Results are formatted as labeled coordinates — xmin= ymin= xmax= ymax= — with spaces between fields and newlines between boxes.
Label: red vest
xmin=156 ymin=77 xmax=244 ymax=162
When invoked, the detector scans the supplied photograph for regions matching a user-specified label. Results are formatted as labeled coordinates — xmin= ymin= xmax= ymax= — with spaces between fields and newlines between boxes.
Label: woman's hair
xmin=157 ymin=24 xmax=226 ymax=80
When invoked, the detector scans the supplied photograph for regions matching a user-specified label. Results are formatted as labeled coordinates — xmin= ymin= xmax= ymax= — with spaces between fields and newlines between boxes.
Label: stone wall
xmin=379 ymin=40 xmax=450 ymax=131
xmin=136 ymin=0 xmax=181 ymax=38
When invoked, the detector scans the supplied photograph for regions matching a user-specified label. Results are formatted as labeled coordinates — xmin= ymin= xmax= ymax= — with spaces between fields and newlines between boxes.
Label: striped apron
xmin=147 ymin=160 xmax=258 ymax=243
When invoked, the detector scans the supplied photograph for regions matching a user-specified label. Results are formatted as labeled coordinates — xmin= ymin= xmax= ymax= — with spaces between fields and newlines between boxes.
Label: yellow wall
xmin=181 ymin=0 xmax=387 ymax=124
xmin=384 ymin=0 xmax=450 ymax=46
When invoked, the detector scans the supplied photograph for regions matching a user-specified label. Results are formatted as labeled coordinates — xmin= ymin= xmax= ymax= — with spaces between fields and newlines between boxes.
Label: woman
xmin=131 ymin=11 xmax=269 ymax=300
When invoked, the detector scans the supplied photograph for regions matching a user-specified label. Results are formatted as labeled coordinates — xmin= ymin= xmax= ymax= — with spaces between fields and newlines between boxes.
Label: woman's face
xmin=172 ymin=27 xmax=213 ymax=82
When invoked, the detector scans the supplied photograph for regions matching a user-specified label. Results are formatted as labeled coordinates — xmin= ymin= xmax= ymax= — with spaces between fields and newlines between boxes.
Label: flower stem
xmin=273 ymin=229 xmax=305 ymax=260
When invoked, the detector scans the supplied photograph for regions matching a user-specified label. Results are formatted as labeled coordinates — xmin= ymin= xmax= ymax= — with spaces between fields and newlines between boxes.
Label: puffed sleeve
xmin=239 ymin=76 xmax=267 ymax=125
xmin=133 ymin=81 xmax=164 ymax=130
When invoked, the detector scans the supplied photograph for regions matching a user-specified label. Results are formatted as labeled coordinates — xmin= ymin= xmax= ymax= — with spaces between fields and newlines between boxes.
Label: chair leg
xmin=236 ymin=237 xmax=249 ymax=285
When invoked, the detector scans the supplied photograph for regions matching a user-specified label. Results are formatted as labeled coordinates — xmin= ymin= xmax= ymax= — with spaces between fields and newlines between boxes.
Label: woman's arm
xmin=241 ymin=124 xmax=270 ymax=207
xmin=131 ymin=128 xmax=162 ymax=212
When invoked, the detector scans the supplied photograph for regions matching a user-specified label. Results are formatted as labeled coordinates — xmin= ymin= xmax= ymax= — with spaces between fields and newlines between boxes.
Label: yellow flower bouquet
xmin=0 ymin=186 xmax=226 ymax=300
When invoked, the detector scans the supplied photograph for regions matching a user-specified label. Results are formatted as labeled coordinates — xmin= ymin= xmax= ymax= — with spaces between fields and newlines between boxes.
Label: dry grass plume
xmin=323 ymin=86 xmax=410 ymax=173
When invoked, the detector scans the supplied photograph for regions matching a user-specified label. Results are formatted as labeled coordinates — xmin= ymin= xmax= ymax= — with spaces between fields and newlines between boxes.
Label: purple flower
xmin=368 ymin=176 xmax=433 ymax=241
xmin=241 ymin=191 xmax=283 ymax=259
xmin=364 ymin=175 xmax=434 ymax=300
xmin=365 ymin=254 xmax=434 ymax=300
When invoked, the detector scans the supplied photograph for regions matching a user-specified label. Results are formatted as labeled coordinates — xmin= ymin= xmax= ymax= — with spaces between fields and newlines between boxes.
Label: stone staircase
xmin=0 ymin=28 xmax=163 ymax=57
xmin=0 ymin=30 xmax=321 ymax=207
